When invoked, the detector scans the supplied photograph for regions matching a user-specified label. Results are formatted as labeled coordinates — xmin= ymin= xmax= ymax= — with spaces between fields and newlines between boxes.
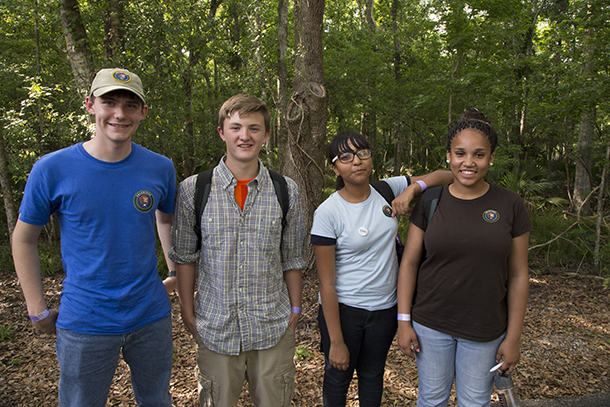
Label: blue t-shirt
xmin=310 ymin=176 xmax=410 ymax=310
xmin=19 ymin=142 xmax=176 ymax=334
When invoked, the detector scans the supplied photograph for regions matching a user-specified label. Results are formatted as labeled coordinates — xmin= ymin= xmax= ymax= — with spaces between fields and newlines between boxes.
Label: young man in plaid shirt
xmin=169 ymin=94 xmax=306 ymax=407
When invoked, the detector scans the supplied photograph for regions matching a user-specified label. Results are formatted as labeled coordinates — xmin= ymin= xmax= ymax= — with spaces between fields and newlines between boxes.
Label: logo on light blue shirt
xmin=382 ymin=204 xmax=393 ymax=218
xmin=134 ymin=190 xmax=154 ymax=213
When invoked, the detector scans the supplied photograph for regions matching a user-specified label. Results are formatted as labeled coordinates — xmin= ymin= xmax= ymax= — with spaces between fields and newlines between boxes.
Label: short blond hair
xmin=218 ymin=94 xmax=271 ymax=132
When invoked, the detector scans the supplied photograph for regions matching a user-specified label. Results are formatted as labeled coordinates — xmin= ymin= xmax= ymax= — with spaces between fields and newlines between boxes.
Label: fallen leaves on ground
xmin=1 ymin=260 xmax=608 ymax=406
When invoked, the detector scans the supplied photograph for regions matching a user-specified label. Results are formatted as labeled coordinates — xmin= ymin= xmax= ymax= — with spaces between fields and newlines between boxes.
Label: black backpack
xmin=193 ymin=169 xmax=289 ymax=250
xmin=419 ymin=185 xmax=443 ymax=265
xmin=422 ymin=186 xmax=443 ymax=231
xmin=370 ymin=180 xmax=406 ymax=262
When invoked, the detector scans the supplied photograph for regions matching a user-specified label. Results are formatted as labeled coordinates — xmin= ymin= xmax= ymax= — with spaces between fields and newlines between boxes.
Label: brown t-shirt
xmin=409 ymin=184 xmax=533 ymax=342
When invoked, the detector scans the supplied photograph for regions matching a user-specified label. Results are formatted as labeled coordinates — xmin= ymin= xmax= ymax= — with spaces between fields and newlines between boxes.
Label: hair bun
xmin=461 ymin=108 xmax=491 ymax=124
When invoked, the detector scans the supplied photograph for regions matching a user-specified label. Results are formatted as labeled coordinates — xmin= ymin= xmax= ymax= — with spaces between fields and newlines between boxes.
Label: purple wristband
xmin=291 ymin=306 xmax=302 ymax=314
xmin=397 ymin=313 xmax=411 ymax=322
xmin=415 ymin=180 xmax=427 ymax=192
xmin=29 ymin=308 xmax=51 ymax=322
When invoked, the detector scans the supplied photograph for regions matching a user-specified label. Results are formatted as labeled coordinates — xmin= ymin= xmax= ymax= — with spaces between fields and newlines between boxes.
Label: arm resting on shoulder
xmin=495 ymin=232 xmax=530 ymax=372
xmin=314 ymin=244 xmax=350 ymax=371
xmin=396 ymin=224 xmax=425 ymax=358
xmin=392 ymin=170 xmax=453 ymax=216
xmin=283 ymin=268 xmax=303 ymax=331
xmin=156 ymin=210 xmax=178 ymax=293
xmin=12 ymin=219 xmax=58 ymax=334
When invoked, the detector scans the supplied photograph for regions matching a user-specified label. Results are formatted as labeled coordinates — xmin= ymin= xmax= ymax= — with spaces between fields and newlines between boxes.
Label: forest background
xmin=0 ymin=0 xmax=609 ymax=275
xmin=1 ymin=1 xmax=610 ymax=405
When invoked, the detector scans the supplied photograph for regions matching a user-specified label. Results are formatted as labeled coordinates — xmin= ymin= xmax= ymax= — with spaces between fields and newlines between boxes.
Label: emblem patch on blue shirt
xmin=382 ymin=204 xmax=393 ymax=218
xmin=482 ymin=209 xmax=499 ymax=223
xmin=134 ymin=190 xmax=154 ymax=212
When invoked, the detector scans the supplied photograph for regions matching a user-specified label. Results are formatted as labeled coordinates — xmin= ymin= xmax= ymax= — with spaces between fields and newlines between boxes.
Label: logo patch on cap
xmin=134 ymin=190 xmax=154 ymax=213
xmin=482 ymin=209 xmax=499 ymax=223
xmin=112 ymin=70 xmax=132 ymax=84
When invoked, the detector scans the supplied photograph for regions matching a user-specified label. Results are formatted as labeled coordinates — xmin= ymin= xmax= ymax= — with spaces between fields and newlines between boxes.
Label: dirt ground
xmin=1 ymin=260 xmax=609 ymax=406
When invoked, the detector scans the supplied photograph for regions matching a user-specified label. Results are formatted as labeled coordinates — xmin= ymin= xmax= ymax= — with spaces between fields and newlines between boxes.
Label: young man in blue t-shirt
xmin=12 ymin=68 xmax=177 ymax=407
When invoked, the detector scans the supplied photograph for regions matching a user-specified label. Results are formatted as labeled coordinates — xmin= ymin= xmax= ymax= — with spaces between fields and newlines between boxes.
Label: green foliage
xmin=38 ymin=243 xmax=64 ymax=277
xmin=0 ymin=0 xmax=608 ymax=274
xmin=0 ymin=324 xmax=14 ymax=342
xmin=0 ymin=242 xmax=14 ymax=273
xmin=499 ymin=170 xmax=568 ymax=211
xmin=294 ymin=345 xmax=313 ymax=360
xmin=528 ymin=209 xmax=602 ymax=268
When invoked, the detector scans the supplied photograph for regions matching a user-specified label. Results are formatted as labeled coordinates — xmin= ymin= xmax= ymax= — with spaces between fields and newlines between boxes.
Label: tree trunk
xmin=391 ymin=0 xmax=402 ymax=176
xmin=362 ymin=0 xmax=379 ymax=178
xmin=594 ymin=145 xmax=610 ymax=270
xmin=180 ymin=0 xmax=221 ymax=178
xmin=573 ymin=106 xmax=594 ymax=216
xmin=275 ymin=0 xmax=289 ymax=171
xmin=103 ymin=0 xmax=124 ymax=63
xmin=393 ymin=123 xmax=403 ymax=176
xmin=285 ymin=0 xmax=327 ymax=268
xmin=0 ymin=128 xmax=18 ymax=239
xmin=448 ymin=52 xmax=458 ymax=125
xmin=59 ymin=0 xmax=93 ymax=97
xmin=573 ymin=27 xmax=595 ymax=216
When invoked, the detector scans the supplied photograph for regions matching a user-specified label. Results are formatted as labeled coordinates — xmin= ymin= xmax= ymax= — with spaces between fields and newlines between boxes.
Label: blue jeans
xmin=56 ymin=315 xmax=173 ymax=407
xmin=413 ymin=321 xmax=506 ymax=407
xmin=318 ymin=304 xmax=397 ymax=407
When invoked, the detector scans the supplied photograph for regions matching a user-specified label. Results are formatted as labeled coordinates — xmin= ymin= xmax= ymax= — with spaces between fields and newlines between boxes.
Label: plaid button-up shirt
xmin=169 ymin=158 xmax=306 ymax=355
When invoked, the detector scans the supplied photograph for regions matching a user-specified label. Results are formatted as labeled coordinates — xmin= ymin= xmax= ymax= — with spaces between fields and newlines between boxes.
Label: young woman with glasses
xmin=310 ymin=131 xmax=454 ymax=407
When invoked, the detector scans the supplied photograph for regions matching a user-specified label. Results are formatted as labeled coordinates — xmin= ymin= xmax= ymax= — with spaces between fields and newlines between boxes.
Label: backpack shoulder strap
xmin=370 ymin=180 xmax=396 ymax=206
xmin=268 ymin=170 xmax=289 ymax=229
xmin=423 ymin=186 xmax=443 ymax=231
xmin=194 ymin=169 xmax=213 ymax=250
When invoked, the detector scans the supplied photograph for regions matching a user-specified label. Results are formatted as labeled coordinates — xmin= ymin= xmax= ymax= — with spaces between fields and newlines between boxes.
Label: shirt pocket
xmin=201 ymin=217 xmax=233 ymax=250
xmin=257 ymin=215 xmax=283 ymax=254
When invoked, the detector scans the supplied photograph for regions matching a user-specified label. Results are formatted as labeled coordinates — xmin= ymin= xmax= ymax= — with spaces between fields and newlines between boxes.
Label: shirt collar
xmin=216 ymin=156 xmax=269 ymax=190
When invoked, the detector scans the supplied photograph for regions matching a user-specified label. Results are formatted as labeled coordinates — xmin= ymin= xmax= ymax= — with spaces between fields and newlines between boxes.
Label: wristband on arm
xmin=397 ymin=313 xmax=411 ymax=322
xmin=291 ymin=306 xmax=302 ymax=314
xmin=29 ymin=308 xmax=51 ymax=322
xmin=415 ymin=180 xmax=427 ymax=192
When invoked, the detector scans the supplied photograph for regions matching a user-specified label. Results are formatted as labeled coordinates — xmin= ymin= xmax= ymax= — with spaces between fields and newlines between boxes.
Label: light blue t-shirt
xmin=311 ymin=176 xmax=410 ymax=310
xmin=19 ymin=142 xmax=176 ymax=334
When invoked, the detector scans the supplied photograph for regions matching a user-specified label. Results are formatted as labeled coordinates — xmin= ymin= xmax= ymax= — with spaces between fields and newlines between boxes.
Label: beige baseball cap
xmin=90 ymin=68 xmax=146 ymax=104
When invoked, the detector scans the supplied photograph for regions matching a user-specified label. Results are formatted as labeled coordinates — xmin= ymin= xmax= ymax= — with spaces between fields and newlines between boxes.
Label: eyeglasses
xmin=332 ymin=149 xmax=372 ymax=164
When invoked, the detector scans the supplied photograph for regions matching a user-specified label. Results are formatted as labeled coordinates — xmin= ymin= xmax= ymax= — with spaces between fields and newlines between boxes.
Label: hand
xmin=397 ymin=322 xmax=419 ymax=358
xmin=392 ymin=185 xmax=417 ymax=217
xmin=180 ymin=307 xmax=200 ymax=341
xmin=162 ymin=276 xmax=177 ymax=293
xmin=329 ymin=341 xmax=350 ymax=370
xmin=288 ymin=312 xmax=300 ymax=332
xmin=31 ymin=309 xmax=58 ymax=335
xmin=495 ymin=337 xmax=520 ymax=373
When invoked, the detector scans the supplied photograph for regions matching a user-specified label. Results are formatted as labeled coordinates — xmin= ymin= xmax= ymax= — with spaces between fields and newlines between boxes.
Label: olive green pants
xmin=195 ymin=327 xmax=296 ymax=407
